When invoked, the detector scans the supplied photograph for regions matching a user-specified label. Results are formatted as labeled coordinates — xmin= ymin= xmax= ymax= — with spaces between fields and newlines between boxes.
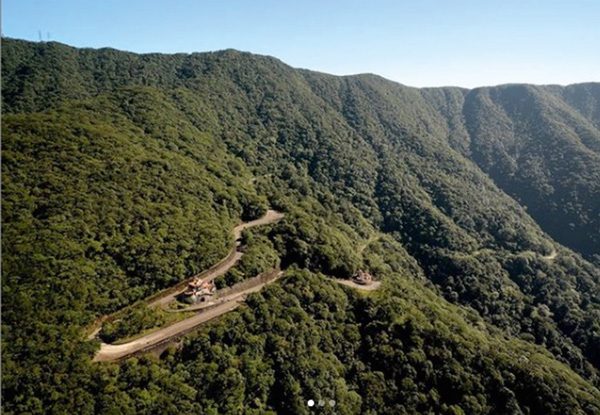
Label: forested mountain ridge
xmin=4 ymin=38 xmax=597 ymax=259
xmin=299 ymin=72 xmax=600 ymax=259
xmin=2 ymin=38 xmax=600 ymax=414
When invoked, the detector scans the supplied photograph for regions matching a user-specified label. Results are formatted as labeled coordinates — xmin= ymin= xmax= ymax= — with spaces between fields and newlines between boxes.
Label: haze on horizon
xmin=3 ymin=0 xmax=599 ymax=88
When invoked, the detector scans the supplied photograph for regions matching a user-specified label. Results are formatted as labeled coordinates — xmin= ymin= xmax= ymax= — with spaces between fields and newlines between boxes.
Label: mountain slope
xmin=3 ymin=39 xmax=598 ymax=260
xmin=2 ymin=38 xmax=600 ymax=414
xmin=461 ymin=84 xmax=600 ymax=259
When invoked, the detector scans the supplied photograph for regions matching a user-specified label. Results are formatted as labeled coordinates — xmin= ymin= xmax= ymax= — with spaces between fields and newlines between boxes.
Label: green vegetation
xmin=269 ymin=206 xmax=363 ymax=278
xmin=460 ymin=84 xmax=600 ymax=260
xmin=89 ymin=270 xmax=600 ymax=414
xmin=2 ymin=38 xmax=600 ymax=414
xmin=216 ymin=231 xmax=280 ymax=289
xmin=99 ymin=304 xmax=192 ymax=344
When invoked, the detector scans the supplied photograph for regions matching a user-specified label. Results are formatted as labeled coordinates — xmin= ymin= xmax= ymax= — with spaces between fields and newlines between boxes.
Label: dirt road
xmin=91 ymin=209 xmax=284 ymax=362
xmin=173 ymin=271 xmax=283 ymax=313
xmin=467 ymin=247 xmax=558 ymax=262
xmin=335 ymin=279 xmax=381 ymax=291
xmin=87 ymin=209 xmax=283 ymax=342
xmin=94 ymin=271 xmax=283 ymax=362
xmin=233 ymin=210 xmax=284 ymax=240
xmin=147 ymin=210 xmax=284 ymax=307
xmin=149 ymin=251 xmax=244 ymax=307
xmin=94 ymin=300 xmax=243 ymax=362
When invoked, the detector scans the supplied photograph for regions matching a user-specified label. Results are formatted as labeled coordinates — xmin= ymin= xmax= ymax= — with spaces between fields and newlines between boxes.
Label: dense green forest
xmin=2 ymin=38 xmax=600 ymax=414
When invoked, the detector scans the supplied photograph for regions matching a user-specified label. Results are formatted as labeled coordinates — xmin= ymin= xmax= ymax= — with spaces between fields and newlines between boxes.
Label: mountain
xmin=2 ymin=38 xmax=600 ymax=414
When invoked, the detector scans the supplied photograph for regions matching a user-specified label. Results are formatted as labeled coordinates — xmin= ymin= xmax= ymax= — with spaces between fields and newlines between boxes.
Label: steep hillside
xmin=2 ymin=38 xmax=600 ymax=414
xmin=6 ymin=38 xmax=596 ymax=259
xmin=461 ymin=85 xmax=600 ymax=259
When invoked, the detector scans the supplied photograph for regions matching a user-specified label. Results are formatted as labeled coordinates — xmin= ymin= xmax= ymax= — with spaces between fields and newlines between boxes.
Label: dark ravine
xmin=2 ymin=38 xmax=600 ymax=414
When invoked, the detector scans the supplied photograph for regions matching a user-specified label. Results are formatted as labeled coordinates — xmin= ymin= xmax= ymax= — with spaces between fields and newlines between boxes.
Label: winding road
xmin=148 ymin=210 xmax=284 ymax=308
xmin=92 ymin=214 xmax=556 ymax=363
xmin=92 ymin=210 xmax=284 ymax=362
xmin=93 ymin=273 xmax=284 ymax=362
xmin=468 ymin=247 xmax=558 ymax=262
xmin=94 ymin=300 xmax=244 ymax=362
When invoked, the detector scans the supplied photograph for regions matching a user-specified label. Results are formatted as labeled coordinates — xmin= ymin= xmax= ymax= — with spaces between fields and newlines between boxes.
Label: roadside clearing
xmin=335 ymin=279 xmax=381 ymax=291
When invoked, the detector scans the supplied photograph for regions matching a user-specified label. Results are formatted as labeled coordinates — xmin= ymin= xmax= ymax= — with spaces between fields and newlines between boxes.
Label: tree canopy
xmin=2 ymin=38 xmax=600 ymax=414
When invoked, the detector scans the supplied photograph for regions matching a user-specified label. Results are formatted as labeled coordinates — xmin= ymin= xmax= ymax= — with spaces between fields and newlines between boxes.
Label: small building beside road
xmin=181 ymin=278 xmax=216 ymax=303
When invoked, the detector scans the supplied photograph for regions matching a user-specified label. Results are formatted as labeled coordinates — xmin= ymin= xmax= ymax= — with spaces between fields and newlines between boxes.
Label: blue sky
xmin=3 ymin=0 xmax=599 ymax=87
